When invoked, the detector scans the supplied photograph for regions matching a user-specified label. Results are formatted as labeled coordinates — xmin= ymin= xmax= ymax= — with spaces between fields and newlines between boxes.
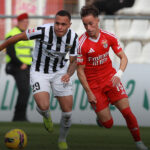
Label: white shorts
xmin=30 ymin=68 xmax=73 ymax=97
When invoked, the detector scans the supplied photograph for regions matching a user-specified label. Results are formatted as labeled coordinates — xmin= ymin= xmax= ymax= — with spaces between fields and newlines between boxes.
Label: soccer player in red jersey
xmin=77 ymin=5 xmax=148 ymax=150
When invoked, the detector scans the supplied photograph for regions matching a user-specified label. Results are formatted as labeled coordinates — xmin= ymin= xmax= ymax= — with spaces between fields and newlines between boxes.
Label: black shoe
xmin=96 ymin=117 xmax=103 ymax=127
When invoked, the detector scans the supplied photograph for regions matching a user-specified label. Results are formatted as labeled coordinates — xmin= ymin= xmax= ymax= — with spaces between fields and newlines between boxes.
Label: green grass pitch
xmin=0 ymin=122 xmax=149 ymax=150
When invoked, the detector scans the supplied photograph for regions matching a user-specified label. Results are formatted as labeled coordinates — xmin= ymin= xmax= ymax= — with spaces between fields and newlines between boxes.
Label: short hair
xmin=56 ymin=10 xmax=71 ymax=20
xmin=80 ymin=5 xmax=99 ymax=18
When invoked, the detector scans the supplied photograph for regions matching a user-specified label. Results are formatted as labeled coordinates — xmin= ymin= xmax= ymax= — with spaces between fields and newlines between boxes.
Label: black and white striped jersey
xmin=26 ymin=23 xmax=78 ymax=73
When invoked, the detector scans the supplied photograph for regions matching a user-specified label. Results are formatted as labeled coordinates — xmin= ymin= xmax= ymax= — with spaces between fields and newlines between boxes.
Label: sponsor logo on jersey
xmin=66 ymin=44 xmax=72 ymax=49
xmin=88 ymin=48 xmax=95 ymax=53
xmin=88 ymin=52 xmax=109 ymax=65
xmin=102 ymin=40 xmax=108 ymax=48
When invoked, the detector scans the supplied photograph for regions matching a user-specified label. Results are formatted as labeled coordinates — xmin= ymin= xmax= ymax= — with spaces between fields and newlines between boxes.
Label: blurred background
xmin=0 ymin=0 xmax=150 ymax=127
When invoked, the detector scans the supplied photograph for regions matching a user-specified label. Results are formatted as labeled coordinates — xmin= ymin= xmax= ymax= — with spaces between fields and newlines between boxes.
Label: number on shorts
xmin=32 ymin=82 xmax=40 ymax=92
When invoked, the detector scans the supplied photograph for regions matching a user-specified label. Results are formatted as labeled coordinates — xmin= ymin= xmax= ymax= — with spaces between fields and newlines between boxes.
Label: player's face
xmin=54 ymin=15 xmax=71 ymax=37
xmin=82 ymin=15 xmax=99 ymax=39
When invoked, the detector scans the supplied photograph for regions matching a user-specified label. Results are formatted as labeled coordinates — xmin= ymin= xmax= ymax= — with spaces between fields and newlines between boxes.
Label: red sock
xmin=121 ymin=107 xmax=141 ymax=141
xmin=101 ymin=118 xmax=113 ymax=128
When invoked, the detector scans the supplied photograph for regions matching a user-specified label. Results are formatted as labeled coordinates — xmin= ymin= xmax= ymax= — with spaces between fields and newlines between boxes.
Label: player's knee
xmin=39 ymin=105 xmax=49 ymax=111
xmin=61 ymin=111 xmax=72 ymax=128
xmin=36 ymin=105 xmax=49 ymax=114
xmin=101 ymin=118 xmax=113 ymax=128
xmin=36 ymin=102 xmax=49 ymax=111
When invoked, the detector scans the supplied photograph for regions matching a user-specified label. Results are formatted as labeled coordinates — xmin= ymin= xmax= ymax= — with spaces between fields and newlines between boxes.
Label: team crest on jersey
xmin=102 ymin=40 xmax=108 ymax=48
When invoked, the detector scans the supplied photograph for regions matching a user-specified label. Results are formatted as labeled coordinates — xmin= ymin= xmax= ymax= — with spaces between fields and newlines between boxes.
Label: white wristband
xmin=114 ymin=69 xmax=123 ymax=79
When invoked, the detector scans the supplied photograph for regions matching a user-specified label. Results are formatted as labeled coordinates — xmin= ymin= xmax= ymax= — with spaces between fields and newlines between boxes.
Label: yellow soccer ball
xmin=4 ymin=129 xmax=27 ymax=149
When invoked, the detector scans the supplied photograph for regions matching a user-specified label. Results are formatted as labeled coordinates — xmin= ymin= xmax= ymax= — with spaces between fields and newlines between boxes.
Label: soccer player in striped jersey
xmin=0 ymin=10 xmax=78 ymax=150
xmin=77 ymin=5 xmax=148 ymax=150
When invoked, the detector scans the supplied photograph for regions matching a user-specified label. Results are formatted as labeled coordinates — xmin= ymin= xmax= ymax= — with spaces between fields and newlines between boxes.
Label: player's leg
xmin=52 ymin=70 xmax=73 ymax=150
xmin=57 ymin=95 xmax=73 ymax=150
xmin=107 ymin=80 xmax=148 ymax=150
xmin=90 ymin=88 xmax=113 ymax=129
xmin=30 ymin=71 xmax=53 ymax=132
xmin=96 ymin=107 xmax=113 ymax=128
xmin=34 ymin=92 xmax=53 ymax=132
xmin=114 ymin=98 xmax=148 ymax=150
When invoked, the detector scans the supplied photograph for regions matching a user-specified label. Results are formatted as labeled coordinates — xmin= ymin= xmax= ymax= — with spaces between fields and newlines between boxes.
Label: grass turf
xmin=0 ymin=122 xmax=149 ymax=150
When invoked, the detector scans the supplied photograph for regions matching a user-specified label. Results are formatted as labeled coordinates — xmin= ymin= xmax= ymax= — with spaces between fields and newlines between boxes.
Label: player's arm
xmin=116 ymin=50 xmax=128 ymax=72
xmin=61 ymin=56 xmax=77 ymax=83
xmin=61 ymin=34 xmax=78 ymax=83
xmin=67 ymin=56 xmax=77 ymax=76
xmin=111 ymin=50 xmax=128 ymax=87
xmin=0 ymin=32 xmax=28 ymax=52
xmin=110 ymin=34 xmax=128 ymax=87
xmin=77 ymin=65 xmax=97 ymax=104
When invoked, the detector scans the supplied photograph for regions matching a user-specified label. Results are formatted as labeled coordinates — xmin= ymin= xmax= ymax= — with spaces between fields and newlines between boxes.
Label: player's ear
xmin=68 ymin=21 xmax=71 ymax=28
xmin=70 ymin=21 xmax=72 ymax=26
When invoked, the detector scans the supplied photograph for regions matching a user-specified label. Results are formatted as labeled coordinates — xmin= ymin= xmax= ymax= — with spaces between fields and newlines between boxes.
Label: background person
xmin=77 ymin=5 xmax=148 ymax=150
xmin=92 ymin=0 xmax=135 ymax=15
xmin=5 ymin=13 xmax=34 ymax=121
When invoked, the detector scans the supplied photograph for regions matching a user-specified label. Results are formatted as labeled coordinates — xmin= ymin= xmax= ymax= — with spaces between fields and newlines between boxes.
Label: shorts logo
xmin=63 ymin=82 xmax=68 ymax=88
xmin=102 ymin=40 xmax=108 ymax=48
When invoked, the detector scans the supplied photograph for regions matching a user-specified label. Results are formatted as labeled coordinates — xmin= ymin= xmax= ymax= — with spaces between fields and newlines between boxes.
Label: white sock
xmin=58 ymin=111 xmax=72 ymax=142
xmin=136 ymin=141 xmax=143 ymax=144
xmin=36 ymin=106 xmax=50 ymax=119
xmin=135 ymin=141 xmax=148 ymax=150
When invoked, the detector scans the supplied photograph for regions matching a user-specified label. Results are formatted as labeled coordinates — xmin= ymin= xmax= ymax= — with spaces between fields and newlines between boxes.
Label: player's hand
xmin=20 ymin=64 xmax=28 ymax=70
xmin=61 ymin=73 xmax=70 ymax=83
xmin=87 ymin=91 xmax=97 ymax=104
xmin=111 ymin=76 xmax=120 ymax=87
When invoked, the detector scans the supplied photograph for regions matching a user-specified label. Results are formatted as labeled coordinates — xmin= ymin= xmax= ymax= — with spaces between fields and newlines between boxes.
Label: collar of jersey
xmin=89 ymin=32 xmax=101 ymax=43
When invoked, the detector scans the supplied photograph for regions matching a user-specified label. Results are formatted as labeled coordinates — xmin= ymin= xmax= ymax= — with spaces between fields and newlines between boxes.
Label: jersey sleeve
xmin=69 ymin=33 xmax=78 ymax=56
xmin=26 ymin=26 xmax=43 ymax=40
xmin=111 ymin=36 xmax=123 ymax=54
xmin=77 ymin=43 xmax=87 ymax=65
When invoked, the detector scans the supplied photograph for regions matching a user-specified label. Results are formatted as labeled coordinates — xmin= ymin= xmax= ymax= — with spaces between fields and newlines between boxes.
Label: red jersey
xmin=77 ymin=29 xmax=122 ymax=81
